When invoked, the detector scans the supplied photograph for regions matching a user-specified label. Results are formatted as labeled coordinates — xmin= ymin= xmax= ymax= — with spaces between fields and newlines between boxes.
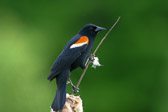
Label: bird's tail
xmin=51 ymin=70 xmax=69 ymax=111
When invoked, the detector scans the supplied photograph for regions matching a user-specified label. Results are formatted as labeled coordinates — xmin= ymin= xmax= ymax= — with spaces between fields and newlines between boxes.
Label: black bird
xmin=47 ymin=24 xmax=105 ymax=111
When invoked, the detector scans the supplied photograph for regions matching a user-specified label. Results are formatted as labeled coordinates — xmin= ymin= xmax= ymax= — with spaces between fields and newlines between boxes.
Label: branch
xmin=73 ymin=16 xmax=120 ymax=95
xmin=51 ymin=94 xmax=83 ymax=112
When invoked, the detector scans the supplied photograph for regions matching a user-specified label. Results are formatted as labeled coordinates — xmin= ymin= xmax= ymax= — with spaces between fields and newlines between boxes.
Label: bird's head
xmin=78 ymin=24 xmax=105 ymax=37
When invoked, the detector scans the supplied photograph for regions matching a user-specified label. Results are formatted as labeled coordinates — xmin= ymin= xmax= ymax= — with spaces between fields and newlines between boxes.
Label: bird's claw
xmin=89 ymin=54 xmax=95 ymax=62
xmin=72 ymin=86 xmax=79 ymax=93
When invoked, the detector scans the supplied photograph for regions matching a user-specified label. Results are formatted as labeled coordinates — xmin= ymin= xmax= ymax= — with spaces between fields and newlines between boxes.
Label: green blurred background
xmin=0 ymin=0 xmax=168 ymax=112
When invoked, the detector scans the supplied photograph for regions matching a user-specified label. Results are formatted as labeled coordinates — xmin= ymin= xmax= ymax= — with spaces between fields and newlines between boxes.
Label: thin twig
xmin=93 ymin=17 xmax=120 ymax=55
xmin=75 ymin=61 xmax=90 ymax=89
xmin=73 ymin=16 xmax=120 ymax=95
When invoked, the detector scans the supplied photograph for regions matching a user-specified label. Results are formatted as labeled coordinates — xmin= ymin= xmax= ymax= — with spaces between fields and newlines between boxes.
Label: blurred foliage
xmin=0 ymin=0 xmax=168 ymax=112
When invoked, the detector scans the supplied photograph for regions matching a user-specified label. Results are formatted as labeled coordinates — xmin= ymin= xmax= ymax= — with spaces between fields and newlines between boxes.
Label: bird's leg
xmin=84 ymin=54 xmax=95 ymax=66
xmin=89 ymin=54 xmax=95 ymax=62
xmin=80 ymin=54 xmax=95 ymax=69
xmin=68 ymin=78 xmax=79 ymax=93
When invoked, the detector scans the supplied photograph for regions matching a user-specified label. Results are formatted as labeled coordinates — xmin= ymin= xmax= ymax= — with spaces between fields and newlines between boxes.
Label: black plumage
xmin=48 ymin=24 xmax=105 ymax=111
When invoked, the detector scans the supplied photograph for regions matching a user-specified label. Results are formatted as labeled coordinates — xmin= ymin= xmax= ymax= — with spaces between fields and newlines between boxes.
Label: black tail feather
xmin=51 ymin=81 xmax=66 ymax=111
xmin=51 ymin=69 xmax=69 ymax=111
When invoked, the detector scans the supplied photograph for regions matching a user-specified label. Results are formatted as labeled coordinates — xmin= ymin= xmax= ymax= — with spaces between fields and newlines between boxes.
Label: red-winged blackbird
xmin=48 ymin=24 xmax=105 ymax=111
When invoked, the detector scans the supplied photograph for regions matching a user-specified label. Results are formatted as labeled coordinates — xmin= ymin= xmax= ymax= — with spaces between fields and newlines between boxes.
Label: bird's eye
xmin=90 ymin=27 xmax=93 ymax=30
xmin=90 ymin=27 xmax=95 ymax=31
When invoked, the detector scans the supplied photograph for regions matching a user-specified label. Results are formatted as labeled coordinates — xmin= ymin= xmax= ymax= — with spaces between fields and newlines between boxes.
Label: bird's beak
xmin=95 ymin=26 xmax=106 ymax=32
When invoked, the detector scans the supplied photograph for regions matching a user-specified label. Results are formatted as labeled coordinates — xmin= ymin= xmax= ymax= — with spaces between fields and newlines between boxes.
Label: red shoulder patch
xmin=74 ymin=36 xmax=89 ymax=44
xmin=70 ymin=36 xmax=89 ymax=49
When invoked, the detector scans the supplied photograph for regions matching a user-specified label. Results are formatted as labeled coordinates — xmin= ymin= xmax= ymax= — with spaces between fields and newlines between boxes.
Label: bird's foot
xmin=89 ymin=54 xmax=95 ymax=62
xmin=72 ymin=85 xmax=79 ymax=93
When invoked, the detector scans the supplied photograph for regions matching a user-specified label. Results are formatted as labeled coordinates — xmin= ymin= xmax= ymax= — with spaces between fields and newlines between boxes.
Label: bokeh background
xmin=0 ymin=0 xmax=168 ymax=112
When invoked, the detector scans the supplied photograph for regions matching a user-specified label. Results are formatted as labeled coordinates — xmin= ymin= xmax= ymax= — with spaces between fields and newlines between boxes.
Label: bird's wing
xmin=70 ymin=38 xmax=94 ymax=71
xmin=69 ymin=36 xmax=89 ymax=49
xmin=48 ymin=35 xmax=89 ymax=80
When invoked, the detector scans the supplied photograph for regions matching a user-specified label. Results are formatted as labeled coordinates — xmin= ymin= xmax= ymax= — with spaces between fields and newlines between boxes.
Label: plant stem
xmin=72 ymin=16 xmax=120 ymax=95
